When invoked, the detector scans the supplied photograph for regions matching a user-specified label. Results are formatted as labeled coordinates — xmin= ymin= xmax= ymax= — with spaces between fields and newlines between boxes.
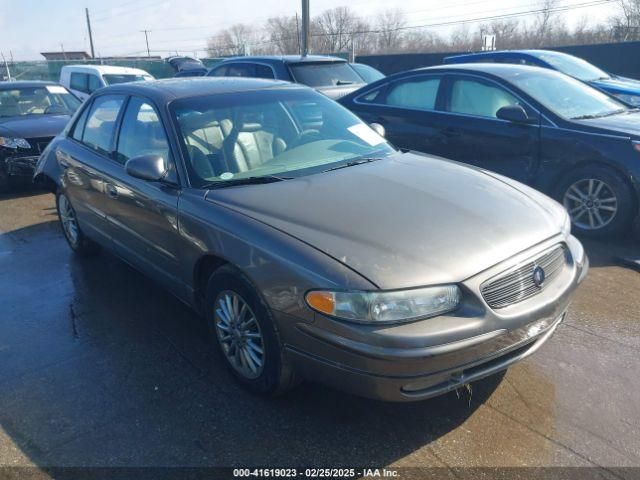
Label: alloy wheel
xmin=563 ymin=178 xmax=618 ymax=231
xmin=58 ymin=194 xmax=79 ymax=245
xmin=214 ymin=290 xmax=265 ymax=379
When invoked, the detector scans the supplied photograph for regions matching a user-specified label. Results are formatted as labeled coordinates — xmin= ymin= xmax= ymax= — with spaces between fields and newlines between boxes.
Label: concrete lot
xmin=0 ymin=190 xmax=639 ymax=478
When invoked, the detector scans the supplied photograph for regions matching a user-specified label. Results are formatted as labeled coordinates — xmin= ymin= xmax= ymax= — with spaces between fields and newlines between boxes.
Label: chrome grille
xmin=481 ymin=245 xmax=567 ymax=309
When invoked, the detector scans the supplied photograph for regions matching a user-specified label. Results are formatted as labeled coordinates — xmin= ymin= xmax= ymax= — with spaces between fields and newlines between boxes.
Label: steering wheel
xmin=44 ymin=105 xmax=64 ymax=114
xmin=289 ymin=129 xmax=322 ymax=149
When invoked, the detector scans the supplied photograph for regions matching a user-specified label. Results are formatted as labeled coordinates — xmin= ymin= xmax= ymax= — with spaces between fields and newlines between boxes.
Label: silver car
xmin=35 ymin=78 xmax=588 ymax=402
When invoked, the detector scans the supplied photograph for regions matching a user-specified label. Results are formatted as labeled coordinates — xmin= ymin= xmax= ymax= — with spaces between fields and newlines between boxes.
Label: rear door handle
xmin=105 ymin=184 xmax=118 ymax=199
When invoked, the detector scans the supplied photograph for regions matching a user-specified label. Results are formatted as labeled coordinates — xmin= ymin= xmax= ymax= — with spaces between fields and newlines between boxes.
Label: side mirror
xmin=125 ymin=154 xmax=167 ymax=182
xmin=369 ymin=122 xmax=386 ymax=138
xmin=496 ymin=105 xmax=531 ymax=123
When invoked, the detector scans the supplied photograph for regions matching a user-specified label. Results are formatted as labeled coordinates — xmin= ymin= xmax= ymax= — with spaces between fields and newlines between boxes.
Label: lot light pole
xmin=301 ymin=0 xmax=309 ymax=57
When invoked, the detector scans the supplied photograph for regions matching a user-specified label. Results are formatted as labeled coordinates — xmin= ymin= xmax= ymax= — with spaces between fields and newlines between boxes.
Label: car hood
xmin=574 ymin=110 xmax=640 ymax=137
xmin=315 ymin=83 xmax=365 ymax=100
xmin=206 ymin=153 xmax=565 ymax=289
xmin=592 ymin=76 xmax=640 ymax=95
xmin=0 ymin=114 xmax=70 ymax=139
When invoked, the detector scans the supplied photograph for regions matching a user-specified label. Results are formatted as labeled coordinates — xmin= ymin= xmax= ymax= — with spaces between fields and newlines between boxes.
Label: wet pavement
xmin=0 ymin=191 xmax=639 ymax=478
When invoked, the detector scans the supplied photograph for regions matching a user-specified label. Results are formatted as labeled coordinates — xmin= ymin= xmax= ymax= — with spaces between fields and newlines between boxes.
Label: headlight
xmin=0 ymin=137 xmax=31 ymax=149
xmin=613 ymin=93 xmax=640 ymax=106
xmin=305 ymin=285 xmax=461 ymax=324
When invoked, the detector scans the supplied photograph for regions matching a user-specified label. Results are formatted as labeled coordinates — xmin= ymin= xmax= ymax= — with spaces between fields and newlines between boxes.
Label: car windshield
xmin=289 ymin=62 xmax=363 ymax=87
xmin=103 ymin=74 xmax=152 ymax=85
xmin=533 ymin=52 xmax=609 ymax=82
xmin=172 ymin=87 xmax=395 ymax=188
xmin=506 ymin=69 xmax=627 ymax=119
xmin=0 ymin=85 xmax=80 ymax=117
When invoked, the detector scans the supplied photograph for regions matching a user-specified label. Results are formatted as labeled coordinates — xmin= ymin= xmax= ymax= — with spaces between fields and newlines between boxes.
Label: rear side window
xmin=255 ymin=64 xmax=275 ymax=79
xmin=116 ymin=97 xmax=171 ymax=165
xmin=81 ymin=95 xmax=126 ymax=155
xmin=448 ymin=78 xmax=520 ymax=118
xmin=225 ymin=63 xmax=254 ymax=77
xmin=385 ymin=77 xmax=441 ymax=110
xmin=70 ymin=72 xmax=87 ymax=92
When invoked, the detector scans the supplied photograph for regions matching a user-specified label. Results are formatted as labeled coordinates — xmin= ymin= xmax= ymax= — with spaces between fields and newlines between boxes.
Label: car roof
xmin=101 ymin=77 xmax=301 ymax=102
xmin=444 ymin=49 xmax=569 ymax=62
xmin=61 ymin=64 xmax=151 ymax=75
xmin=0 ymin=80 xmax=59 ymax=90
xmin=215 ymin=55 xmax=347 ymax=65
xmin=411 ymin=62 xmax=556 ymax=77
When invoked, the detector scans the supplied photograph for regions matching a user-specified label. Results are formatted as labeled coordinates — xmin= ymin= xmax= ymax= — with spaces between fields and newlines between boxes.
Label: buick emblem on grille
xmin=532 ymin=265 xmax=546 ymax=288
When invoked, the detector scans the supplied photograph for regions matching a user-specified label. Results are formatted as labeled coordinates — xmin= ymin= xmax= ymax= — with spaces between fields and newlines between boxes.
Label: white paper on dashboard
xmin=347 ymin=123 xmax=385 ymax=146
xmin=46 ymin=85 xmax=68 ymax=94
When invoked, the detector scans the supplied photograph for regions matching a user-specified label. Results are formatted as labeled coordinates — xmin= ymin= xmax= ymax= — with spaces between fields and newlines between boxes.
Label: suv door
xmin=438 ymin=74 xmax=540 ymax=183
xmin=349 ymin=74 xmax=449 ymax=156
xmin=59 ymin=94 xmax=126 ymax=244
xmin=100 ymin=96 xmax=184 ymax=296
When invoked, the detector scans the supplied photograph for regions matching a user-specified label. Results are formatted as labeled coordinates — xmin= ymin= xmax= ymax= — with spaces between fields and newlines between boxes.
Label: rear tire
xmin=205 ymin=264 xmax=297 ymax=396
xmin=555 ymin=165 xmax=636 ymax=238
xmin=55 ymin=191 xmax=100 ymax=256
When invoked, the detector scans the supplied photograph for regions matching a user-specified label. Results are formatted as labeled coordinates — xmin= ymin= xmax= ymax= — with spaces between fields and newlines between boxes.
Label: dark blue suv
xmin=444 ymin=50 xmax=640 ymax=106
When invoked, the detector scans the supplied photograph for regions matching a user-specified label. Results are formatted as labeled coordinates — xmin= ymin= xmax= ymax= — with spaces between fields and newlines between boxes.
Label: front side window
xmin=448 ymin=78 xmax=521 ymax=118
xmin=255 ymin=64 xmax=275 ymax=79
xmin=505 ymin=69 xmax=627 ymax=119
xmin=172 ymin=88 xmax=395 ymax=188
xmin=209 ymin=66 xmax=227 ymax=77
xmin=289 ymin=62 xmax=362 ymax=87
xmin=81 ymin=95 xmax=125 ymax=155
xmin=88 ymin=74 xmax=102 ymax=92
xmin=385 ymin=77 xmax=441 ymax=110
xmin=70 ymin=72 xmax=88 ymax=92
xmin=116 ymin=98 xmax=170 ymax=165
xmin=225 ymin=64 xmax=254 ymax=77
xmin=0 ymin=86 xmax=81 ymax=117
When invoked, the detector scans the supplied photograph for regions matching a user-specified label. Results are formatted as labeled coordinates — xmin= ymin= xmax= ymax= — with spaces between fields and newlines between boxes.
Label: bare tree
xmin=532 ymin=0 xmax=559 ymax=46
xmin=375 ymin=9 xmax=406 ymax=52
xmin=265 ymin=15 xmax=300 ymax=55
xmin=207 ymin=23 xmax=263 ymax=57
xmin=312 ymin=7 xmax=367 ymax=53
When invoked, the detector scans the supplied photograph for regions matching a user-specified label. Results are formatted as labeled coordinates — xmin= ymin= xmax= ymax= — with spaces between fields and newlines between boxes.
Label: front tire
xmin=556 ymin=165 xmax=636 ymax=237
xmin=205 ymin=265 xmax=296 ymax=396
xmin=56 ymin=191 xmax=100 ymax=256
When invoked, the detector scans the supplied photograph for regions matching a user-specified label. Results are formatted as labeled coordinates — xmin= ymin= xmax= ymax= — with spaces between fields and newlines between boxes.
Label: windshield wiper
xmin=204 ymin=175 xmax=292 ymax=189
xmin=571 ymin=109 xmax=626 ymax=120
xmin=321 ymin=157 xmax=383 ymax=173
xmin=336 ymin=80 xmax=355 ymax=86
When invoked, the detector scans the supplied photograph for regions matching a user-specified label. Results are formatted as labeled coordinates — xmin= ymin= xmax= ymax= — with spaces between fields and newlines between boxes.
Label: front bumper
xmin=278 ymin=234 xmax=588 ymax=402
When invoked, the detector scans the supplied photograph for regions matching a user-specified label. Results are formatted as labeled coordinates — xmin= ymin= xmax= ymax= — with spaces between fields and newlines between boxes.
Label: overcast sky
xmin=0 ymin=0 xmax=617 ymax=61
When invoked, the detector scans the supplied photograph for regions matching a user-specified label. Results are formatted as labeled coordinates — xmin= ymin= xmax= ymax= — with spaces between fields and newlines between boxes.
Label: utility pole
xmin=301 ymin=0 xmax=309 ymax=57
xmin=295 ymin=12 xmax=301 ymax=55
xmin=85 ymin=8 xmax=95 ymax=58
xmin=141 ymin=29 xmax=151 ymax=57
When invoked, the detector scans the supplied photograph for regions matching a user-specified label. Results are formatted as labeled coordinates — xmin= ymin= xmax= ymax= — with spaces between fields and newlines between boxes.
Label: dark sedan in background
xmin=34 ymin=78 xmax=586 ymax=402
xmin=340 ymin=63 xmax=640 ymax=236
xmin=444 ymin=49 xmax=640 ymax=106
xmin=207 ymin=55 xmax=369 ymax=99
xmin=0 ymin=81 xmax=80 ymax=191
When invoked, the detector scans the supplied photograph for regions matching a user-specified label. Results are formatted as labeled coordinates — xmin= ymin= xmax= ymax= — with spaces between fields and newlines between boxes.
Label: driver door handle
xmin=105 ymin=184 xmax=119 ymax=199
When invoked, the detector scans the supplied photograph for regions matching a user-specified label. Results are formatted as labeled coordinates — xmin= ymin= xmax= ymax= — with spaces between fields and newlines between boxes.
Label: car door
xmin=435 ymin=74 xmax=540 ymax=183
xmin=99 ymin=95 xmax=184 ymax=296
xmin=59 ymin=94 xmax=126 ymax=244
xmin=346 ymin=74 xmax=450 ymax=156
